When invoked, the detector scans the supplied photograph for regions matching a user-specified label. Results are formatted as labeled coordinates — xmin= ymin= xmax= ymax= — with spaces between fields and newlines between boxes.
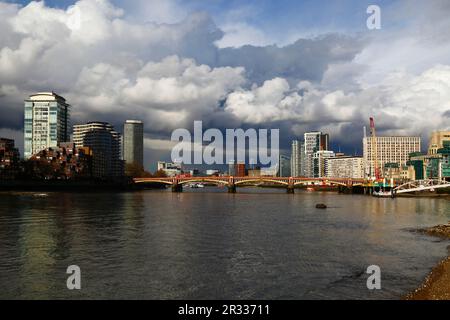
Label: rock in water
xmin=316 ymin=204 xmax=327 ymax=209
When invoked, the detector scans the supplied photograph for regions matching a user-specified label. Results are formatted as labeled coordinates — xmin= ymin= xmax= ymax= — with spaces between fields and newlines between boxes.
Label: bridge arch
xmin=292 ymin=180 xmax=348 ymax=187
xmin=234 ymin=178 xmax=289 ymax=186
xmin=178 ymin=178 xmax=229 ymax=186
xmin=134 ymin=179 xmax=174 ymax=185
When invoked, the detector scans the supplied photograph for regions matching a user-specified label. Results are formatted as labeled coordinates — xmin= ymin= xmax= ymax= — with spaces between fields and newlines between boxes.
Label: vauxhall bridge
xmin=133 ymin=176 xmax=450 ymax=195
xmin=134 ymin=176 xmax=367 ymax=193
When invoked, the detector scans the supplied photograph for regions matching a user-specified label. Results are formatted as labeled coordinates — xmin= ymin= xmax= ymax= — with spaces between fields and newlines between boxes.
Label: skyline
xmin=0 ymin=0 xmax=450 ymax=171
xmin=7 ymin=89 xmax=444 ymax=176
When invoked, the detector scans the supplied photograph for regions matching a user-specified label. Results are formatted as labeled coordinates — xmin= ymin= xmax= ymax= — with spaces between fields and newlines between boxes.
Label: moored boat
xmin=372 ymin=190 xmax=393 ymax=198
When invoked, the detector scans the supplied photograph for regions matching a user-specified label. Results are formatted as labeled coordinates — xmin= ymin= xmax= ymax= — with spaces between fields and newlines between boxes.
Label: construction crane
xmin=369 ymin=117 xmax=381 ymax=180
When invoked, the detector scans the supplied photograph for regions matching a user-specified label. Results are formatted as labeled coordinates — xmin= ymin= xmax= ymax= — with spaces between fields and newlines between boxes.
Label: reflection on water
xmin=0 ymin=189 xmax=449 ymax=299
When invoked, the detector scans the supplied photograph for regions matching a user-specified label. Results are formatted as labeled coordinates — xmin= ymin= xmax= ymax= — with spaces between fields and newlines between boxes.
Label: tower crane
xmin=370 ymin=117 xmax=381 ymax=180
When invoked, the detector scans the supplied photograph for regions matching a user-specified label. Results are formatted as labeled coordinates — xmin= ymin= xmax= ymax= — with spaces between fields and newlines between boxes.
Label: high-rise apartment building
xmin=123 ymin=120 xmax=144 ymax=167
xmin=290 ymin=140 xmax=302 ymax=177
xmin=313 ymin=150 xmax=335 ymax=178
xmin=24 ymin=92 xmax=70 ymax=159
xmin=363 ymin=136 xmax=421 ymax=178
xmin=73 ymin=122 xmax=123 ymax=178
xmin=304 ymin=132 xmax=329 ymax=177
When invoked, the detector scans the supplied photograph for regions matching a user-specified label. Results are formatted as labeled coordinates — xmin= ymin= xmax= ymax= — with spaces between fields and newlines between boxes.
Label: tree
xmin=125 ymin=162 xmax=152 ymax=178
xmin=21 ymin=158 xmax=53 ymax=179
xmin=153 ymin=169 xmax=167 ymax=178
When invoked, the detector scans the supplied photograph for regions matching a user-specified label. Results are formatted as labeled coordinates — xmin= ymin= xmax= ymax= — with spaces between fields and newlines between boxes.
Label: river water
xmin=0 ymin=188 xmax=449 ymax=299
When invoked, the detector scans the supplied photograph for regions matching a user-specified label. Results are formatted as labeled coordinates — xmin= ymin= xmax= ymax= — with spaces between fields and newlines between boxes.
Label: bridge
xmin=133 ymin=176 xmax=366 ymax=193
xmin=393 ymin=179 xmax=450 ymax=195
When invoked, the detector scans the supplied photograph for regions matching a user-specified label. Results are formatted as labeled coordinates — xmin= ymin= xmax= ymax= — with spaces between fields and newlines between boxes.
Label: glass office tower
xmin=123 ymin=120 xmax=144 ymax=167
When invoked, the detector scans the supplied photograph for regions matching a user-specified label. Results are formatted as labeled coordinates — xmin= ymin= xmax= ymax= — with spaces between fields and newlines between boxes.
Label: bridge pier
xmin=228 ymin=184 xmax=236 ymax=193
xmin=287 ymin=184 xmax=295 ymax=194
xmin=172 ymin=183 xmax=183 ymax=193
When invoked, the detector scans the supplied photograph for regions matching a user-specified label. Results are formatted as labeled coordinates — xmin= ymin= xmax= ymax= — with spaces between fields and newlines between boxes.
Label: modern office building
xmin=304 ymin=132 xmax=329 ymax=177
xmin=24 ymin=92 xmax=70 ymax=159
xmin=326 ymin=156 xmax=364 ymax=179
xmin=408 ymin=141 xmax=450 ymax=181
xmin=123 ymin=120 xmax=144 ymax=167
xmin=363 ymin=136 xmax=421 ymax=178
xmin=312 ymin=150 xmax=335 ymax=178
xmin=291 ymin=140 xmax=302 ymax=177
xmin=278 ymin=154 xmax=291 ymax=177
xmin=73 ymin=122 xmax=123 ymax=178
xmin=405 ymin=132 xmax=450 ymax=181
xmin=437 ymin=141 xmax=450 ymax=180
xmin=428 ymin=131 xmax=450 ymax=155
xmin=405 ymin=152 xmax=426 ymax=181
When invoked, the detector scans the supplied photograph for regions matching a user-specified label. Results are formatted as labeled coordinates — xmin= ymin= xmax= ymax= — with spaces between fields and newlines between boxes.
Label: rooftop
xmin=27 ymin=92 xmax=67 ymax=102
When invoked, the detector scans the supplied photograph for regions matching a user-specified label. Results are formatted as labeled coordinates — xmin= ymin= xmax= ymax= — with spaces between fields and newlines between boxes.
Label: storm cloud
xmin=0 ymin=0 xmax=449 ymax=168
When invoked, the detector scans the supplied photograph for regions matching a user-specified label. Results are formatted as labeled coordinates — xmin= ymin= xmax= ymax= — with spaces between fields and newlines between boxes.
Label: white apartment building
xmin=363 ymin=136 xmax=421 ymax=178
xmin=326 ymin=156 xmax=364 ymax=179
xmin=313 ymin=150 xmax=335 ymax=178
xmin=24 ymin=92 xmax=70 ymax=159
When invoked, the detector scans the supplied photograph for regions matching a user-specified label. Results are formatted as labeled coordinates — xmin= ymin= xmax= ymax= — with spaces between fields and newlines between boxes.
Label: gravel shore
xmin=406 ymin=224 xmax=450 ymax=300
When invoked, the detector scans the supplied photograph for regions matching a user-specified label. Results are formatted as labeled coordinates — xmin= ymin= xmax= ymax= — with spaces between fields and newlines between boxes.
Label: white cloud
xmin=0 ymin=0 xmax=361 ymax=136
xmin=225 ymin=65 xmax=450 ymax=144
xmin=114 ymin=0 xmax=186 ymax=24
xmin=224 ymin=78 xmax=302 ymax=123
xmin=69 ymin=55 xmax=246 ymax=132
xmin=1 ymin=0 xmax=450 ymax=165
xmin=215 ymin=22 xmax=272 ymax=48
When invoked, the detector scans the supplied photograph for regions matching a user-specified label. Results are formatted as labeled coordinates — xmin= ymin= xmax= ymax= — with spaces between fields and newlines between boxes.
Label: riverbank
xmin=406 ymin=224 xmax=450 ymax=300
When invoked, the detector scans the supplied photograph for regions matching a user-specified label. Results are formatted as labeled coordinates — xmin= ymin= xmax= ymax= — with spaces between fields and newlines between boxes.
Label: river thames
xmin=0 ymin=188 xmax=449 ymax=299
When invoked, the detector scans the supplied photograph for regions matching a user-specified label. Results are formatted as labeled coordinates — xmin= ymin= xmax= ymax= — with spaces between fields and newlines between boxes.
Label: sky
xmin=1 ymin=0 xmax=450 ymax=171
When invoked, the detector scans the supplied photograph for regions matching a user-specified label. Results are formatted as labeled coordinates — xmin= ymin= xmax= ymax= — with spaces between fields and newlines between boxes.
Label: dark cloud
xmin=0 ymin=1 xmax=364 ymax=136
xmin=216 ymin=34 xmax=365 ymax=85
xmin=1 ymin=0 xmax=450 ymax=169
